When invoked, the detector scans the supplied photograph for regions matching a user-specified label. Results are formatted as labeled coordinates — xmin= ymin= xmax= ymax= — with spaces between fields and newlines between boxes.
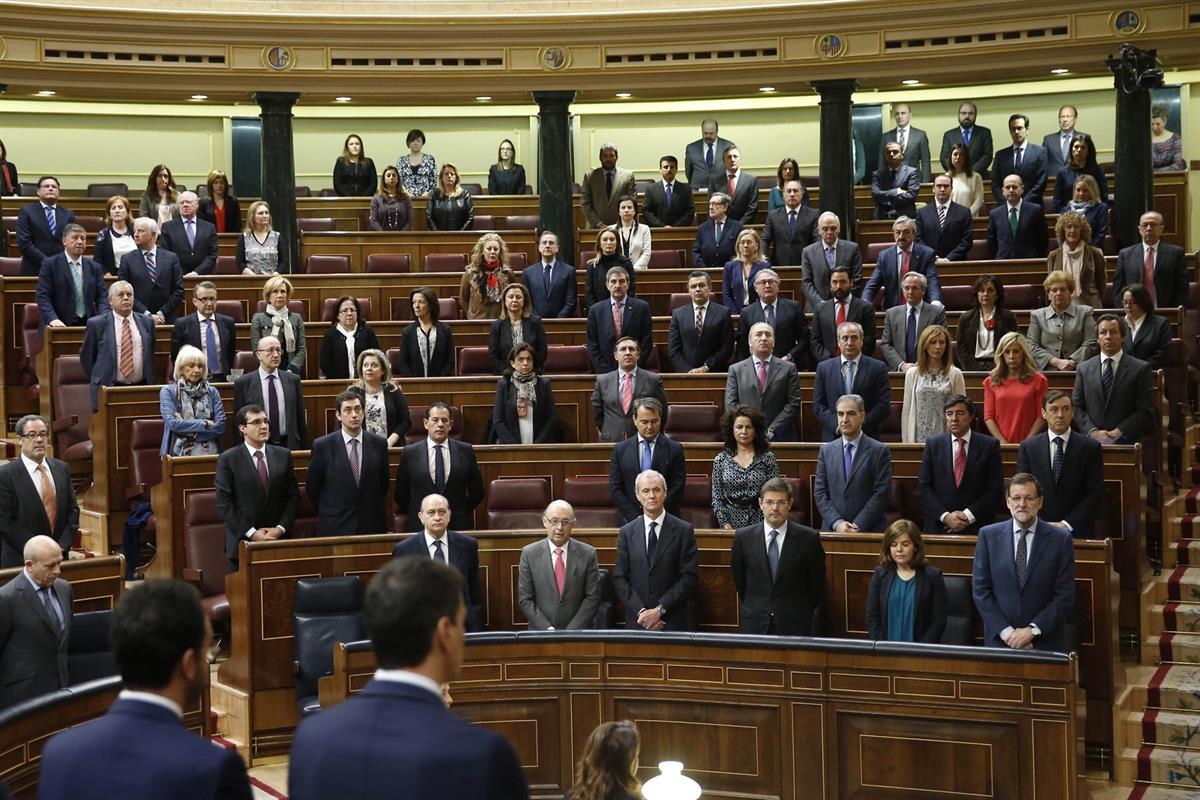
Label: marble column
xmin=1107 ymin=48 xmax=1160 ymax=249
xmin=254 ymin=92 xmax=300 ymax=273
xmin=813 ymin=79 xmax=859 ymax=240
xmin=534 ymin=91 xmax=577 ymax=264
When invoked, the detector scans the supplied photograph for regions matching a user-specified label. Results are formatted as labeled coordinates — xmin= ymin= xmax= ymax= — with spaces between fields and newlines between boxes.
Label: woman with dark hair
xmin=461 ymin=233 xmax=515 ymax=320
xmin=397 ymin=287 xmax=455 ymax=377
xmin=426 ymin=161 xmax=474 ymax=231
xmin=947 ymin=143 xmax=984 ymax=215
xmin=1051 ymin=134 xmax=1108 ymax=212
xmin=159 ymin=345 xmax=226 ymax=457
xmin=319 ymin=296 xmax=381 ymax=379
xmin=488 ymin=282 xmax=547 ymax=374
xmin=491 ymin=343 xmax=560 ymax=445
xmin=197 ymin=169 xmax=241 ymax=233
xmin=487 ymin=139 xmax=527 ymax=195
xmin=567 ymin=721 xmax=642 ymax=800
xmin=398 ymin=128 xmax=438 ymax=197
xmin=250 ymin=276 xmax=306 ymax=375
xmin=983 ymin=332 xmax=1047 ymax=445
xmin=608 ymin=195 xmax=651 ymax=272
xmin=711 ymin=405 xmax=781 ymax=530
xmin=351 ymin=348 xmax=411 ymax=447
xmin=1122 ymin=283 xmax=1172 ymax=369
xmin=583 ymin=228 xmax=636 ymax=309
xmin=369 ymin=165 xmax=413 ymax=231
xmin=0 ymin=139 xmax=18 ymax=195
xmin=956 ymin=274 xmax=1018 ymax=371
xmin=768 ymin=157 xmax=810 ymax=210
xmin=1047 ymin=209 xmax=1106 ymax=307
xmin=332 ymin=133 xmax=377 ymax=198
xmin=139 ymin=164 xmax=179 ymax=224
xmin=866 ymin=519 xmax=948 ymax=643
xmin=1151 ymin=105 xmax=1185 ymax=172
xmin=94 ymin=195 xmax=137 ymax=275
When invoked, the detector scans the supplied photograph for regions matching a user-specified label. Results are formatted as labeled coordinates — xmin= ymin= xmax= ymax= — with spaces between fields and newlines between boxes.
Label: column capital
xmin=811 ymin=79 xmax=860 ymax=100
xmin=533 ymin=90 xmax=577 ymax=111
xmin=254 ymin=92 xmax=300 ymax=113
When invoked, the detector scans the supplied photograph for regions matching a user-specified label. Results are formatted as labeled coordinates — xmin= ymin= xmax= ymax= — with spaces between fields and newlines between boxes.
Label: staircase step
xmin=1159 ymin=634 xmax=1200 ymax=665
xmin=1185 ymin=488 xmax=1200 ymax=514
xmin=1168 ymin=569 xmax=1200 ymax=603
xmin=1133 ymin=744 xmax=1200 ymax=787
xmin=1180 ymin=517 xmax=1200 ymax=542
xmin=1142 ymin=710 xmax=1200 ymax=749
xmin=1151 ymin=607 xmax=1200 ymax=637
xmin=1148 ymin=665 xmax=1200 ymax=712
xmin=1128 ymin=783 xmax=1200 ymax=798
xmin=1173 ymin=541 xmax=1200 ymax=568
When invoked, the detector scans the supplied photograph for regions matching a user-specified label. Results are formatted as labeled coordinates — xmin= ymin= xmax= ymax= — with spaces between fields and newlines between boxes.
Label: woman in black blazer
xmin=956 ymin=274 xmax=1019 ymax=372
xmin=866 ymin=520 xmax=948 ymax=643
xmin=397 ymin=287 xmax=455 ymax=378
xmin=319 ymin=295 xmax=381 ymax=379
xmin=93 ymin=195 xmax=137 ymax=275
xmin=197 ymin=170 xmax=242 ymax=234
xmin=1122 ymin=283 xmax=1172 ymax=369
xmin=488 ymin=283 xmax=547 ymax=374
xmin=492 ymin=343 xmax=559 ymax=444
xmin=566 ymin=721 xmax=642 ymax=800
xmin=351 ymin=348 xmax=411 ymax=447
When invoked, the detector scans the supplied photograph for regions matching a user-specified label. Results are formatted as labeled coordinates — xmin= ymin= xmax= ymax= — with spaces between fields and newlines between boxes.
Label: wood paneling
xmin=0 ymin=555 xmax=124 ymax=612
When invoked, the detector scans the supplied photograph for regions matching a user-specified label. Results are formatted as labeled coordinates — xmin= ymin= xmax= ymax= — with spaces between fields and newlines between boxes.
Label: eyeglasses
xmin=20 ymin=431 xmax=50 ymax=440
xmin=544 ymin=518 xmax=575 ymax=528
xmin=243 ymin=419 xmax=270 ymax=427
xmin=257 ymin=347 xmax=282 ymax=354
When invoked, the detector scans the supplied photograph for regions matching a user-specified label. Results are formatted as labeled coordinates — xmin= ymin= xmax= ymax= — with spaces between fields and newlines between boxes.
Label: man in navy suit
xmin=610 ymin=398 xmax=686 ymax=524
xmin=38 ymin=580 xmax=253 ymax=800
xmin=810 ymin=267 xmax=876 ymax=361
xmin=761 ymin=180 xmax=819 ymax=266
xmin=871 ymin=142 xmax=920 ymax=220
xmin=812 ymin=323 xmax=890 ymax=442
xmin=392 ymin=494 xmax=484 ymax=632
xmin=667 ymin=271 xmax=732 ymax=372
xmin=118 ymin=217 xmax=185 ymax=324
xmin=36 ymin=223 xmax=108 ymax=329
xmin=642 ymin=155 xmax=694 ymax=227
xmin=862 ymin=216 xmax=942 ymax=308
xmin=394 ymin=403 xmax=485 ymax=532
xmin=692 ymin=192 xmax=744 ymax=268
xmin=1072 ymin=315 xmax=1156 ymax=445
xmin=938 ymin=101 xmax=994 ymax=176
xmin=613 ymin=468 xmax=699 ymax=632
xmin=1110 ymin=211 xmax=1189 ymax=309
xmin=522 ymin=231 xmax=576 ymax=318
xmin=585 ymin=267 xmax=652 ymax=374
xmin=79 ymin=281 xmax=156 ymax=410
xmin=814 ymin=395 xmax=893 ymax=532
xmin=14 ymin=176 xmax=76 ymax=276
xmin=917 ymin=395 xmax=1004 ymax=534
xmin=170 ymin=282 xmax=236 ymax=382
xmin=288 ymin=557 xmax=528 ymax=800
xmin=972 ymin=473 xmax=1076 ymax=652
xmin=736 ymin=269 xmax=809 ymax=366
xmin=708 ymin=147 xmax=757 ymax=224
xmin=915 ymin=174 xmax=974 ymax=262
xmin=987 ymin=175 xmax=1048 ymax=259
xmin=306 ymin=390 xmax=390 ymax=536
xmin=1016 ymin=391 xmax=1103 ymax=538
xmin=159 ymin=191 xmax=219 ymax=276
xmin=991 ymin=114 xmax=1048 ymax=206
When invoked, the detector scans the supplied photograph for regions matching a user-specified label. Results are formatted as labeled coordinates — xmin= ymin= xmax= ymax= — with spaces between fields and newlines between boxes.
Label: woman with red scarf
xmin=460 ymin=232 xmax=516 ymax=320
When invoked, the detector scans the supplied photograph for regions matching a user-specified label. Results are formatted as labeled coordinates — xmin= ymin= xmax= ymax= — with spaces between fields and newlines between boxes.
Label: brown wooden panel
xmin=454 ymin=695 xmax=564 ymax=792
xmin=0 ymin=555 xmax=124 ymax=612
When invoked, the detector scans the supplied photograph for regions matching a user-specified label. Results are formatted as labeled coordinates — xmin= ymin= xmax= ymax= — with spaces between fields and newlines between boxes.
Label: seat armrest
xmin=182 ymin=567 xmax=203 ymax=582
xmin=51 ymin=414 xmax=79 ymax=433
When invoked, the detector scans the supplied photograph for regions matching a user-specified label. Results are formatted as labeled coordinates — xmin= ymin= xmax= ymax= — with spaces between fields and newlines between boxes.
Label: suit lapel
xmin=18 ymin=579 xmax=61 ymax=637
xmin=648 ymin=517 xmax=670 ymax=571
xmin=13 ymin=464 xmax=52 ymax=530
xmin=1022 ymin=524 xmax=1049 ymax=590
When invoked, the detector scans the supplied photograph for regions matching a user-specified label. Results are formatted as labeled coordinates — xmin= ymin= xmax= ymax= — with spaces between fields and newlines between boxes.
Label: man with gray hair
xmin=36 ymin=222 xmax=109 ymax=329
xmin=0 ymin=535 xmax=73 ymax=708
xmin=863 ymin=215 xmax=942 ymax=309
xmin=586 ymin=266 xmax=652 ymax=374
xmin=118 ymin=216 xmax=184 ymax=324
xmin=0 ymin=416 xmax=79 ymax=568
xmin=592 ymin=337 xmax=669 ymax=443
xmin=726 ymin=322 xmax=802 ymax=441
xmin=517 ymin=501 xmax=601 ymax=630
xmin=813 ymin=321 xmax=890 ymax=441
xmin=813 ymin=395 xmax=893 ymax=533
xmin=736 ymin=268 xmax=809 ymax=365
xmin=80 ymin=280 xmax=156 ymax=409
xmin=581 ymin=143 xmax=636 ymax=228
xmin=880 ymin=271 xmax=947 ymax=371
xmin=800 ymin=212 xmax=864 ymax=310
xmin=159 ymin=190 xmax=219 ymax=276
xmin=609 ymin=397 xmax=686 ymax=524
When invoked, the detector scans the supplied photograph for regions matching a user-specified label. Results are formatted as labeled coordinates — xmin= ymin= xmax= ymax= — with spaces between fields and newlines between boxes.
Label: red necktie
xmin=554 ymin=547 xmax=565 ymax=596
xmin=612 ymin=301 xmax=622 ymax=337
xmin=900 ymin=249 xmax=910 ymax=277
xmin=1143 ymin=246 xmax=1156 ymax=304
xmin=620 ymin=371 xmax=633 ymax=415
xmin=953 ymin=438 xmax=966 ymax=487
xmin=728 ymin=175 xmax=736 ymax=195
xmin=834 ymin=301 xmax=846 ymax=356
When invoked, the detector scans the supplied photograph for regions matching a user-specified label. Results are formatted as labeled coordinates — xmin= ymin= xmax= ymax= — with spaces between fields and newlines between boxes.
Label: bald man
xmin=0 ymin=536 xmax=73 ymax=709
xmin=517 ymin=501 xmax=601 ymax=630
xmin=159 ymin=191 xmax=219 ymax=276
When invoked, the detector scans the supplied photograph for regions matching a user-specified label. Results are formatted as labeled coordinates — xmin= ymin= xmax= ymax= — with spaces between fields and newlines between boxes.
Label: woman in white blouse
xmin=608 ymin=195 xmax=651 ymax=271
xmin=946 ymin=143 xmax=985 ymax=216
xmin=319 ymin=296 xmax=381 ymax=380
xmin=901 ymin=325 xmax=965 ymax=443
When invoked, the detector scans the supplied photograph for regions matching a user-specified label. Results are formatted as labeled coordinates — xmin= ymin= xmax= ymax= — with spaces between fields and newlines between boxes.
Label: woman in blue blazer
xmin=159 ymin=345 xmax=226 ymax=456
xmin=722 ymin=229 xmax=770 ymax=312
xmin=866 ymin=519 xmax=948 ymax=643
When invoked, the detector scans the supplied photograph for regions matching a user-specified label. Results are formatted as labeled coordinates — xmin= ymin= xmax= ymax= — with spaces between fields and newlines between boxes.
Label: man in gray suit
xmin=880 ymin=272 xmax=948 ymax=370
xmin=813 ymin=395 xmax=893 ymax=533
xmin=0 ymin=535 xmax=73 ymax=709
xmin=881 ymin=103 xmax=933 ymax=182
xmin=517 ymin=501 xmax=600 ymax=631
xmin=581 ymin=143 xmax=636 ymax=229
xmin=684 ymin=118 xmax=735 ymax=190
xmin=1073 ymin=315 xmax=1155 ymax=445
xmin=592 ymin=337 xmax=669 ymax=443
xmin=1027 ymin=272 xmax=1097 ymax=371
xmin=1041 ymin=105 xmax=1087 ymax=173
xmin=708 ymin=147 xmax=758 ymax=224
xmin=800 ymin=212 xmax=864 ymax=310
xmin=726 ymin=322 xmax=802 ymax=441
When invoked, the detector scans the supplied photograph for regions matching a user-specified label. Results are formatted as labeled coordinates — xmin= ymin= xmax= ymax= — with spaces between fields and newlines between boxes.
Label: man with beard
xmin=810 ymin=267 xmax=876 ymax=361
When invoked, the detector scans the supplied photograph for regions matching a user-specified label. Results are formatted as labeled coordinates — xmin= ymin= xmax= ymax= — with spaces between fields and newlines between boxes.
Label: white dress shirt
xmin=117 ymin=689 xmax=183 ymax=718
xmin=426 ymin=437 xmax=452 ymax=482
xmin=21 ymin=453 xmax=52 ymax=503
xmin=372 ymin=668 xmax=444 ymax=701
xmin=762 ymin=520 xmax=787 ymax=552
xmin=241 ymin=441 xmax=277 ymax=539
xmin=424 ymin=530 xmax=450 ymax=561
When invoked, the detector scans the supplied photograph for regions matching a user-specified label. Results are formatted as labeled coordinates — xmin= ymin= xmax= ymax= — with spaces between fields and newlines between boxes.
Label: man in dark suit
xmin=880 ymin=272 xmax=947 ymax=370
xmin=592 ymin=338 xmax=670 ymax=443
xmin=306 ymin=390 xmax=390 ymax=536
xmin=881 ymin=103 xmax=933 ymax=181
xmin=79 ymin=281 xmax=156 ymax=411
xmin=39 ymin=579 xmax=253 ymax=800
xmin=232 ymin=335 xmax=308 ymax=449
xmin=708 ymin=147 xmax=757 ymax=224
xmin=1016 ymin=391 xmax=1103 ymax=537
xmin=685 ymin=118 xmax=735 ymax=190
xmin=613 ymin=468 xmax=699 ymax=632
xmin=730 ymin=478 xmax=826 ymax=635
xmin=392 ymin=494 xmax=484 ymax=632
xmin=289 ymin=558 xmax=527 ymax=800
xmin=158 ymin=191 xmax=219 ymax=276
xmin=642 ymin=155 xmax=694 ymax=228
xmin=810 ymin=267 xmax=876 ymax=361
xmin=990 ymin=114 xmax=1048 ymax=206
xmin=36 ymin=223 xmax=108 ymax=329
xmin=668 ymin=271 xmax=733 ymax=372
xmin=863 ymin=216 xmax=943 ymax=308
xmin=736 ymin=268 xmax=810 ymax=366
xmin=812 ymin=322 xmax=890 ymax=441
xmin=987 ymin=174 xmax=1048 ymax=259
xmin=517 ymin=500 xmax=601 ymax=630
xmin=395 ymin=403 xmax=485 ymax=532
xmin=585 ymin=267 xmax=652 ymax=373
xmin=726 ymin=323 xmax=802 ymax=441
xmin=915 ymin=174 xmax=974 ymax=262
xmin=1042 ymin=105 xmax=1086 ymax=173
xmin=814 ymin=395 xmax=893 ymax=532
xmin=1072 ymin=315 xmax=1155 ymax=445
xmin=609 ymin=398 xmax=686 ymax=524
xmin=1110 ymin=211 xmax=1188 ymax=309
xmin=118 ymin=217 xmax=185 ymax=324
xmin=917 ymin=395 xmax=1004 ymax=534
xmin=939 ymin=100 xmax=994 ymax=176
xmin=171 ymin=281 xmax=236 ymax=382
xmin=972 ymin=473 xmax=1076 ymax=652
xmin=522 ymin=231 xmax=575 ymax=318
xmin=692 ymin=192 xmax=744 ymax=269
xmin=871 ymin=142 xmax=920 ymax=221
xmin=214 ymin=404 xmax=300 ymax=569
xmin=0 ymin=415 xmax=79 ymax=569
xmin=761 ymin=180 xmax=819 ymax=266
xmin=14 ymin=176 xmax=76 ymax=276
xmin=0 ymin=536 xmax=73 ymax=709
xmin=800 ymin=212 xmax=864 ymax=310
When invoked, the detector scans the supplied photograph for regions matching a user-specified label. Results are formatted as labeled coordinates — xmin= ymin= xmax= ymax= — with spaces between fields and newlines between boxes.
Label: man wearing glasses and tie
xmin=0 ymin=416 xmax=78 ymax=569
xmin=516 ymin=501 xmax=600 ymax=631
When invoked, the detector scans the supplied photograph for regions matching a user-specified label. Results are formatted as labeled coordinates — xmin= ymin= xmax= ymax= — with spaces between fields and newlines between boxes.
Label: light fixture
xmin=36 ymin=90 xmax=56 ymax=96
xmin=641 ymin=762 xmax=702 ymax=800
xmin=1050 ymin=67 xmax=1070 ymax=74
xmin=901 ymin=79 xmax=920 ymax=86
xmin=615 ymin=92 xmax=632 ymax=99
xmin=190 ymin=94 xmax=208 ymax=100
xmin=758 ymin=86 xmax=776 ymax=93
xmin=475 ymin=95 xmax=492 ymax=101
xmin=334 ymin=96 xmax=352 ymax=102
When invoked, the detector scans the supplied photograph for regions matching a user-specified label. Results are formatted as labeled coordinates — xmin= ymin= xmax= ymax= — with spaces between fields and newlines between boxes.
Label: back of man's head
xmin=111 ymin=580 xmax=205 ymax=690
xmin=366 ymin=558 xmax=465 ymax=670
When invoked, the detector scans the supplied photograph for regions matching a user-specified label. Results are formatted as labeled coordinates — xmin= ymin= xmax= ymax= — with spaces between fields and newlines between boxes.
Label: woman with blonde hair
xmin=460 ymin=233 xmax=515 ymax=320
xmin=350 ymin=348 xmax=410 ymax=447
xmin=426 ymin=161 xmax=474 ymax=231
xmin=159 ymin=345 xmax=226 ymax=456
xmin=568 ymin=721 xmax=642 ymax=800
xmin=983 ymin=331 xmax=1047 ymax=445
xmin=250 ymin=276 xmax=306 ymax=375
xmin=722 ymin=228 xmax=769 ymax=312
xmin=1047 ymin=209 xmax=1106 ymax=308
xmin=866 ymin=519 xmax=948 ymax=643
xmin=900 ymin=324 xmax=965 ymax=443
xmin=139 ymin=164 xmax=179 ymax=224
xmin=583 ymin=227 xmax=636 ymax=308
xmin=236 ymin=200 xmax=288 ymax=275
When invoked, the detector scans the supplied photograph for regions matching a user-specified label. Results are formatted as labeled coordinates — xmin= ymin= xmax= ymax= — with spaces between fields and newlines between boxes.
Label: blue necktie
xmin=45 ymin=206 xmax=56 ymax=237
xmin=843 ymin=360 xmax=855 ymax=396
xmin=205 ymin=318 xmax=219 ymax=374
xmin=543 ymin=263 xmax=552 ymax=297
xmin=641 ymin=439 xmax=653 ymax=471
xmin=145 ymin=250 xmax=157 ymax=280
xmin=646 ymin=521 xmax=658 ymax=563
xmin=186 ymin=218 xmax=196 ymax=248
xmin=433 ymin=539 xmax=446 ymax=563
xmin=905 ymin=307 xmax=918 ymax=364
xmin=665 ymin=183 xmax=673 ymax=206
xmin=434 ymin=444 xmax=446 ymax=493
xmin=788 ymin=210 xmax=797 ymax=234
xmin=705 ymin=145 xmax=714 ymax=170
xmin=825 ymin=246 xmax=835 ymax=270
xmin=765 ymin=303 xmax=776 ymax=329
xmin=843 ymin=442 xmax=854 ymax=480
xmin=767 ymin=530 xmax=780 ymax=582
xmin=1052 ymin=436 xmax=1064 ymax=483
xmin=962 ymin=127 xmax=971 ymax=146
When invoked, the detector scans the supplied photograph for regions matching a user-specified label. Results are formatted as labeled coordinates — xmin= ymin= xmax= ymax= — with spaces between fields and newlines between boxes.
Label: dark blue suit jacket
xmin=668 ymin=301 xmax=733 ymax=372
xmin=159 ymin=216 xmax=219 ymax=275
xmin=612 ymin=512 xmax=699 ymax=631
xmin=811 ymin=356 xmax=890 ymax=441
xmin=288 ymin=679 xmax=528 ymax=800
xmin=79 ymin=311 xmax=156 ymax=410
xmin=305 ymin=430 xmax=390 ymax=535
xmin=915 ymin=201 xmax=974 ymax=261
xmin=1016 ymin=431 xmax=1103 ymax=536
xmin=36 ymin=254 xmax=109 ymax=328
xmin=813 ymin=434 xmax=892 ymax=532
xmin=917 ymin=431 xmax=1004 ymax=534
xmin=585 ymin=296 xmax=653 ymax=374
xmin=972 ymin=518 xmax=1076 ymax=652
xmin=691 ymin=218 xmax=744 ymax=268
xmin=991 ymin=142 xmax=1049 ymax=204
xmin=15 ymin=202 xmax=75 ymax=276
xmin=722 ymin=259 xmax=771 ymax=312
xmin=609 ymin=435 xmax=686 ymax=524
xmin=118 ymin=247 xmax=185 ymax=322
xmin=737 ymin=298 xmax=809 ymax=365
xmin=522 ymin=259 xmax=576 ymax=318
xmin=170 ymin=313 xmax=237 ymax=376
xmin=392 ymin=530 xmax=484 ymax=631
xmin=38 ymin=697 xmax=252 ymax=800
xmin=987 ymin=201 xmax=1048 ymax=260
xmin=862 ymin=244 xmax=942 ymax=307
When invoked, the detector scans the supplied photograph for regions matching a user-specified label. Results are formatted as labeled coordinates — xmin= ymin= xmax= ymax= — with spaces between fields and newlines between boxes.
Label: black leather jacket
xmin=426 ymin=190 xmax=474 ymax=231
